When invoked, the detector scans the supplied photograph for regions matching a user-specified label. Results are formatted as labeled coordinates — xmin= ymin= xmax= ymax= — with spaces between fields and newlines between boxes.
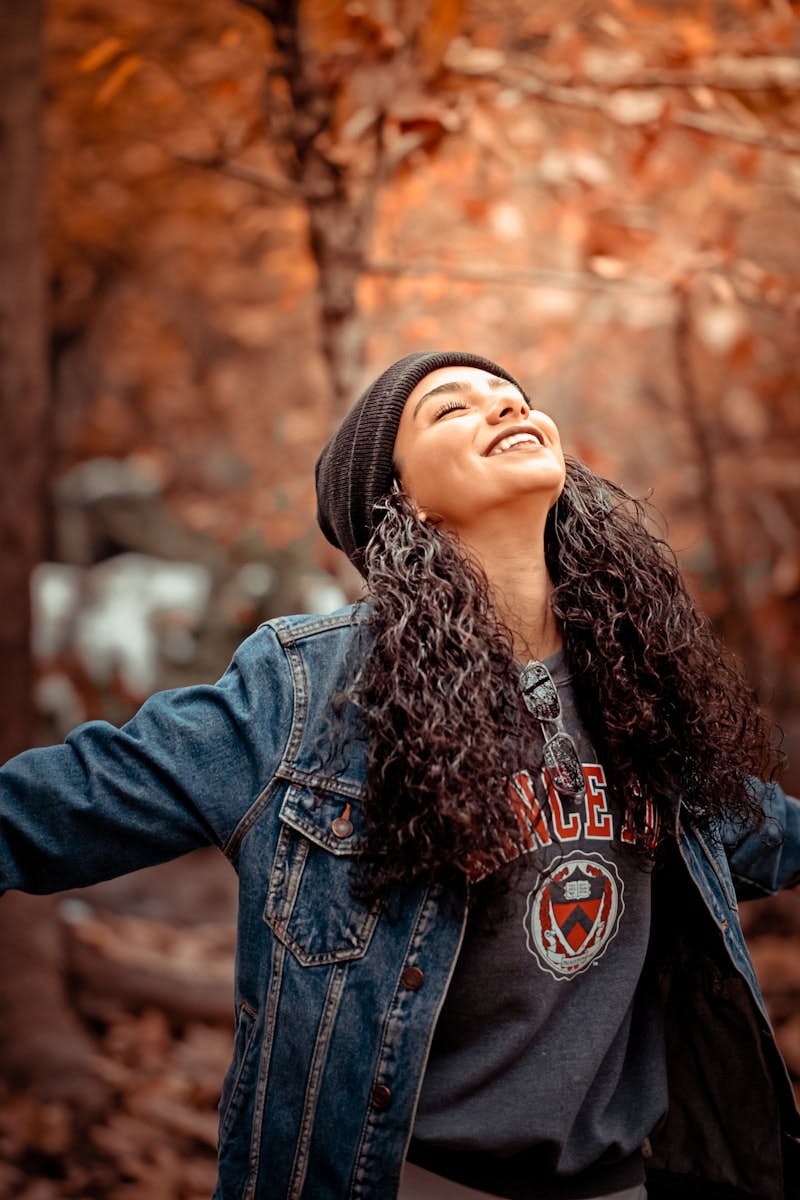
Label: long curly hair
xmin=339 ymin=457 xmax=777 ymax=897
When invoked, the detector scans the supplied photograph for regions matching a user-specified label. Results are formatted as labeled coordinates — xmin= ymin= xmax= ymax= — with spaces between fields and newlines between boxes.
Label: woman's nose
xmin=486 ymin=393 xmax=528 ymax=423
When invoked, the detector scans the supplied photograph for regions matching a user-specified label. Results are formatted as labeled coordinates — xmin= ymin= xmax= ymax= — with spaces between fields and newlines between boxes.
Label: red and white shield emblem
xmin=524 ymin=852 xmax=623 ymax=979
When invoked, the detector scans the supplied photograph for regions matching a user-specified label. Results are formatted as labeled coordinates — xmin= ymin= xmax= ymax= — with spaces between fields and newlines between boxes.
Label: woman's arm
xmin=725 ymin=778 xmax=800 ymax=898
xmin=0 ymin=623 xmax=294 ymax=894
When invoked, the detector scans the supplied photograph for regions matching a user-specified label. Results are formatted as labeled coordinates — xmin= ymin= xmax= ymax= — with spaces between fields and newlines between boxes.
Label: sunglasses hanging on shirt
xmin=519 ymin=660 xmax=586 ymax=799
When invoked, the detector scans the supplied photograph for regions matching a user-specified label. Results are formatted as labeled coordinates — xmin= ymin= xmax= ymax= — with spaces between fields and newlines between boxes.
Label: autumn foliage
xmin=43 ymin=0 xmax=800 ymax=750
xmin=0 ymin=0 xmax=798 ymax=1194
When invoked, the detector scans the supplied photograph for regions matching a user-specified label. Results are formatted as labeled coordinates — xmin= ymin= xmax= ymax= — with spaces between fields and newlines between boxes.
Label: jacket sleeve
xmin=725 ymin=778 xmax=800 ymax=898
xmin=0 ymin=623 xmax=294 ymax=895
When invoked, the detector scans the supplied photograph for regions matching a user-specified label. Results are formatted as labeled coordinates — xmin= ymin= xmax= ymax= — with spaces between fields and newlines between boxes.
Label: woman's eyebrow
xmin=413 ymin=376 xmax=519 ymax=420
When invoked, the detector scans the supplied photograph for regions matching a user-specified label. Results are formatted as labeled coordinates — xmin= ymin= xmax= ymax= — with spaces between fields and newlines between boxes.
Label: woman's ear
xmin=391 ymin=476 xmax=427 ymax=523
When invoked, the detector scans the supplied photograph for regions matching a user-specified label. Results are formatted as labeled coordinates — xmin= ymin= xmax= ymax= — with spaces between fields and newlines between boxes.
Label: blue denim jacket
xmin=1 ymin=605 xmax=799 ymax=1200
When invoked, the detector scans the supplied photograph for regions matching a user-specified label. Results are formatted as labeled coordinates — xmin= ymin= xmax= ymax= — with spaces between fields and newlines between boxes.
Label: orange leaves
xmin=78 ymin=35 xmax=126 ymax=74
xmin=218 ymin=27 xmax=243 ymax=51
xmin=303 ymin=0 xmax=467 ymax=73
xmin=302 ymin=0 xmax=402 ymax=62
xmin=39 ymin=0 xmax=800 ymax=762
xmin=93 ymin=55 xmax=144 ymax=107
xmin=77 ymin=36 xmax=143 ymax=107
xmin=417 ymin=0 xmax=466 ymax=79
xmin=669 ymin=17 xmax=717 ymax=63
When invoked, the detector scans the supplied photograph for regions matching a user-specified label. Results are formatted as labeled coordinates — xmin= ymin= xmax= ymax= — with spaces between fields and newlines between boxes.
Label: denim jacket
xmin=1 ymin=605 xmax=799 ymax=1200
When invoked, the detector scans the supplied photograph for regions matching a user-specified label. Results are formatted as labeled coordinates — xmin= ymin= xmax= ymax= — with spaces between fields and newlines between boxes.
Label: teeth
xmin=490 ymin=432 xmax=540 ymax=456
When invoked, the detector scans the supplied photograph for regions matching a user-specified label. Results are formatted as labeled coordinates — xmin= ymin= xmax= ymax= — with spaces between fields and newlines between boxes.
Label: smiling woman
xmin=1 ymin=350 xmax=798 ymax=1200
xmin=393 ymin=366 xmax=565 ymax=565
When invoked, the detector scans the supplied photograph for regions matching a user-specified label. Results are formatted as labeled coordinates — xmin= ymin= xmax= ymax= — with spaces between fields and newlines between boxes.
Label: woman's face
xmin=393 ymin=366 xmax=566 ymax=538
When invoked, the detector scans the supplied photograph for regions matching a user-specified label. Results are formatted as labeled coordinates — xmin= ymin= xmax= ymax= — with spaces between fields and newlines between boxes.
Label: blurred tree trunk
xmin=673 ymin=286 xmax=762 ymax=688
xmin=0 ymin=4 xmax=47 ymax=740
xmin=0 ymin=2 xmax=108 ymax=1113
xmin=243 ymin=0 xmax=376 ymax=417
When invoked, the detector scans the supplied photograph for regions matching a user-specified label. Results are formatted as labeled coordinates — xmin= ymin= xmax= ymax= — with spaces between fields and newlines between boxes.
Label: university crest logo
xmin=524 ymin=852 xmax=624 ymax=980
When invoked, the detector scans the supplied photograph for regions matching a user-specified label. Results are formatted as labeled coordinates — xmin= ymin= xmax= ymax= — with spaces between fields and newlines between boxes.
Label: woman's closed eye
xmin=433 ymin=400 xmax=469 ymax=421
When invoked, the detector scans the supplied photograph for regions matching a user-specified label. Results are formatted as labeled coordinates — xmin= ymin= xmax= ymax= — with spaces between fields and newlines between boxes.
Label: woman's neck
xmin=461 ymin=526 xmax=562 ymax=662
xmin=495 ymin=578 xmax=562 ymax=663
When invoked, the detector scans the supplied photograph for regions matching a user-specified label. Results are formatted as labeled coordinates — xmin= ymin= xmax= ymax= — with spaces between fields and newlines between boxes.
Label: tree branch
xmin=450 ymin=57 xmax=800 ymax=154
xmin=364 ymin=257 xmax=673 ymax=295
xmin=674 ymin=111 xmax=800 ymax=153
xmin=171 ymin=152 xmax=297 ymax=198
xmin=509 ymin=55 xmax=800 ymax=93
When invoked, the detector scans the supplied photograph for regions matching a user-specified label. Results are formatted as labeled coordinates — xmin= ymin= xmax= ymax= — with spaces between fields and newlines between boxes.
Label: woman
xmin=1 ymin=351 xmax=798 ymax=1200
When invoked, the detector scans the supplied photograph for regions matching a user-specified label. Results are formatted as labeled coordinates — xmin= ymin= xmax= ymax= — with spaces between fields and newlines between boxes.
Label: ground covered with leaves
xmin=0 ymin=860 xmax=797 ymax=1200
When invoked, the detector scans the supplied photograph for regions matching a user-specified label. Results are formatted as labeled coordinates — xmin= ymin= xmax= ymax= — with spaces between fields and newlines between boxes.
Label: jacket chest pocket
xmin=263 ymin=784 xmax=380 ymax=966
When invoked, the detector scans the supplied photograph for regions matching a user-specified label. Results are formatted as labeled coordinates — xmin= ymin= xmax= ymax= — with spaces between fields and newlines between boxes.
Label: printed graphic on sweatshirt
xmin=523 ymin=851 xmax=624 ymax=980
xmin=464 ymin=762 xmax=659 ymax=884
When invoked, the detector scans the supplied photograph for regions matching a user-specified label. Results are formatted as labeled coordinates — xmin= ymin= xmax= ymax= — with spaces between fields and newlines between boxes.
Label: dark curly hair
xmin=338 ymin=457 xmax=776 ymax=897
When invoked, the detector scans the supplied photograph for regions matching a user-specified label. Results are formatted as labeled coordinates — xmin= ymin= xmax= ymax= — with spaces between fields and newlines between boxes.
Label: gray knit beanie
xmin=315 ymin=350 xmax=527 ymax=569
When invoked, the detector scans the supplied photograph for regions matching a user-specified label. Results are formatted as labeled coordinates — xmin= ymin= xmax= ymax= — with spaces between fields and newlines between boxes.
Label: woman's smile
xmin=394 ymin=365 xmax=565 ymax=537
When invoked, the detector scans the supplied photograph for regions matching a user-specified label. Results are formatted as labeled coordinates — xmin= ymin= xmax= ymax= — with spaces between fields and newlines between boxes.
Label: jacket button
xmin=331 ymin=801 xmax=353 ymax=838
xmin=371 ymin=1084 xmax=392 ymax=1111
xmin=401 ymin=965 xmax=424 ymax=991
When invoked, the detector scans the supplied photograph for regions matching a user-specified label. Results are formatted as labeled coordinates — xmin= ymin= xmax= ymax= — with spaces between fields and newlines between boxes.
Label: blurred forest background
xmin=1 ymin=1 xmax=799 ymax=1196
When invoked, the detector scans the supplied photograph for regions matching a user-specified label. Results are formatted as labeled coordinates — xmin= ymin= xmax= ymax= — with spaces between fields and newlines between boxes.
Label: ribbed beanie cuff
xmin=315 ymin=350 xmax=526 ymax=571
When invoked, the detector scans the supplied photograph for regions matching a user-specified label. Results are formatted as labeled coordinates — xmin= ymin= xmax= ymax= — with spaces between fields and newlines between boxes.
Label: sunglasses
xmin=519 ymin=660 xmax=585 ymax=799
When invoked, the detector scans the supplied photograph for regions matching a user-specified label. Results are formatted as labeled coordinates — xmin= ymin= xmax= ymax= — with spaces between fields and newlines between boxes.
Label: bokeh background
xmin=1 ymin=1 xmax=799 ymax=1196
